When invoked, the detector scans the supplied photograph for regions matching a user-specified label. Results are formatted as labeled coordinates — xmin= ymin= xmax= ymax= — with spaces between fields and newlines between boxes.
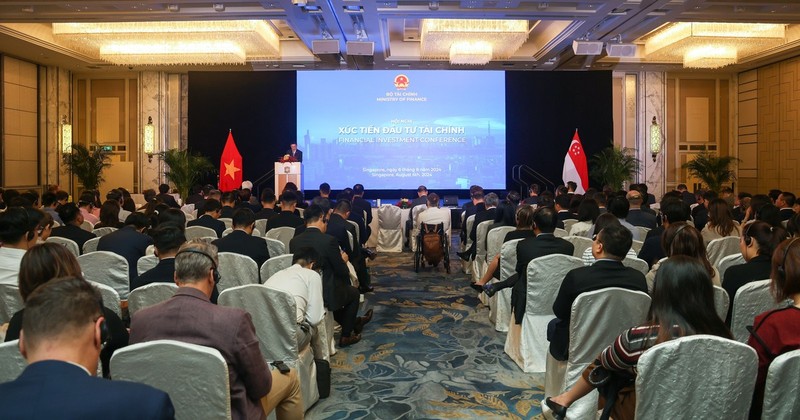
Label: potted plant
xmin=589 ymin=145 xmax=641 ymax=191
xmin=158 ymin=149 xmax=215 ymax=200
xmin=682 ymin=151 xmax=739 ymax=192
xmin=62 ymin=144 xmax=112 ymax=192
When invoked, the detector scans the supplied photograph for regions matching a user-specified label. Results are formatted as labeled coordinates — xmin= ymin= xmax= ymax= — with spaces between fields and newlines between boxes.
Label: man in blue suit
xmin=0 ymin=276 xmax=174 ymax=419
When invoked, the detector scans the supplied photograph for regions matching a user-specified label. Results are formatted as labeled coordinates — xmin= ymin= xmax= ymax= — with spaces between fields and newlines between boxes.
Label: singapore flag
xmin=562 ymin=129 xmax=589 ymax=194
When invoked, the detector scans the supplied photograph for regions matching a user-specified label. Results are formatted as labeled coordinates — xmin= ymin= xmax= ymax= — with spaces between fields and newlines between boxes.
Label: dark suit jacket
xmin=327 ymin=213 xmax=360 ymax=260
xmin=213 ymin=230 xmax=270 ymax=270
xmin=626 ymin=209 xmax=657 ymax=229
xmin=50 ymin=224 xmax=96 ymax=254
xmin=637 ymin=235 xmax=665 ymax=269
xmin=470 ymin=207 xmax=497 ymax=243
xmin=779 ymin=208 xmax=795 ymax=221
xmin=0 ymin=360 xmax=173 ymax=419
xmin=187 ymin=215 xmax=226 ymax=238
xmin=522 ymin=196 xmax=539 ymax=205
xmin=352 ymin=197 xmax=373 ymax=241
xmin=156 ymin=193 xmax=180 ymax=208
xmin=130 ymin=287 xmax=270 ymax=420
xmin=512 ymin=233 xmax=574 ymax=323
xmin=185 ymin=193 xmax=204 ymax=206
xmin=266 ymin=211 xmax=305 ymax=232
xmin=692 ymin=205 xmax=708 ymax=230
xmin=722 ymin=254 xmax=772 ymax=325
xmin=290 ymin=227 xmax=351 ymax=310
xmin=97 ymin=226 xmax=154 ymax=284
xmin=550 ymin=260 xmax=647 ymax=360
xmin=254 ymin=207 xmax=276 ymax=220
xmin=220 ymin=206 xmax=235 ymax=219
xmin=286 ymin=149 xmax=302 ymax=162
xmin=132 ymin=258 xmax=176 ymax=291
xmin=681 ymin=191 xmax=696 ymax=207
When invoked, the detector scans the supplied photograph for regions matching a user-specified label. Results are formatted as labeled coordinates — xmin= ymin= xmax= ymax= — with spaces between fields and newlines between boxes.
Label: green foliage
xmin=589 ymin=146 xmax=641 ymax=191
xmin=682 ymin=151 xmax=739 ymax=192
xmin=159 ymin=149 xmax=215 ymax=199
xmin=62 ymin=144 xmax=112 ymax=192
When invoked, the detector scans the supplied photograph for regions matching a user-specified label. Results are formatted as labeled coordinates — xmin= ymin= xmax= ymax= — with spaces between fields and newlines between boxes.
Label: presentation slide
xmin=297 ymin=70 xmax=506 ymax=190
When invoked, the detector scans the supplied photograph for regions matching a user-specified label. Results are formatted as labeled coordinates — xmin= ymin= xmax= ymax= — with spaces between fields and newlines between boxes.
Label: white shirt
xmin=416 ymin=206 xmax=451 ymax=233
xmin=263 ymin=264 xmax=325 ymax=326
xmin=0 ymin=247 xmax=26 ymax=286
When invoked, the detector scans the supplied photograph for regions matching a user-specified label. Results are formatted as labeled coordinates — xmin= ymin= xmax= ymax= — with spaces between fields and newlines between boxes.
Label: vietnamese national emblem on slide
xmin=394 ymin=74 xmax=409 ymax=90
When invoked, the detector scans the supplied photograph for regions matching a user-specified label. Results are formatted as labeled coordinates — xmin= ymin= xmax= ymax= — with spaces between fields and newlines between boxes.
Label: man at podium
xmin=285 ymin=143 xmax=302 ymax=162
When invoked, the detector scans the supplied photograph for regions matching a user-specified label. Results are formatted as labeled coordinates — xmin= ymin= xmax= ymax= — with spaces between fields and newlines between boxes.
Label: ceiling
xmin=2 ymin=0 xmax=800 ymax=73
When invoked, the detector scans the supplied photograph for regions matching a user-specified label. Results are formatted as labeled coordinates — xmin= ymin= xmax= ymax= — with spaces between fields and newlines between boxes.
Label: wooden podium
xmin=275 ymin=162 xmax=302 ymax=193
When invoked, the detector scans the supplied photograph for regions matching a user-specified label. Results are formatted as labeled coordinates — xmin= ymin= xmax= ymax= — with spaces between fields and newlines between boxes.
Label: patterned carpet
xmin=305 ymin=238 xmax=545 ymax=419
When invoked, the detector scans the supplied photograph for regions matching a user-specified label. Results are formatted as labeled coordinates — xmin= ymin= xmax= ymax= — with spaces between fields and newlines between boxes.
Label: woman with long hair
xmin=701 ymin=198 xmax=740 ymax=245
xmin=93 ymin=200 xmax=124 ymax=229
xmin=470 ymin=205 xmax=535 ymax=292
xmin=644 ymin=222 xmax=719 ymax=293
xmin=581 ymin=213 xmax=637 ymax=266
xmin=569 ymin=198 xmax=599 ymax=236
xmin=545 ymin=256 xmax=732 ymax=420
xmin=4 ymin=243 xmax=129 ymax=378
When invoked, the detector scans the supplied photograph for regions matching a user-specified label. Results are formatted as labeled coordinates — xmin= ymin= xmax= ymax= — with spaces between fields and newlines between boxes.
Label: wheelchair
xmin=414 ymin=222 xmax=450 ymax=274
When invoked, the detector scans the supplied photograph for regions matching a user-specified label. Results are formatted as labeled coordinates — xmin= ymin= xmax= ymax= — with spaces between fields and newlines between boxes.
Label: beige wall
xmin=2 ymin=56 xmax=38 ymax=187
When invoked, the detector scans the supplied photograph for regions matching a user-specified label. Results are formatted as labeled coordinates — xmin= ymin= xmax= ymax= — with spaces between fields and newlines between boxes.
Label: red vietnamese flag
xmin=562 ymin=129 xmax=589 ymax=194
xmin=219 ymin=130 xmax=242 ymax=192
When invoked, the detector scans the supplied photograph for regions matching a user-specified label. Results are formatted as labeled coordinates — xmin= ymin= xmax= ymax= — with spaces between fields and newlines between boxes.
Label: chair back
xmin=92 ymin=227 xmax=117 ymax=237
xmin=731 ymin=279 xmax=779 ymax=342
xmin=464 ymin=215 xmax=476 ymax=249
xmin=80 ymin=220 xmax=94 ymax=232
xmin=296 ymin=208 xmax=304 ymax=218
xmin=78 ymin=251 xmax=130 ymax=299
xmin=553 ymin=228 xmax=568 ymax=238
xmin=45 ymin=236 xmax=80 ymax=257
xmin=128 ymin=283 xmax=179 ymax=317
xmin=763 ymin=348 xmax=800 ymax=419
xmin=266 ymin=227 xmax=295 ymax=255
xmin=137 ymin=255 xmax=159 ymax=276
xmin=0 ymin=284 xmax=23 ymax=324
xmin=631 ymin=239 xmax=644 ymax=254
xmin=411 ymin=205 xmax=426 ymax=226
xmin=346 ymin=220 xmax=361 ymax=244
xmin=263 ymin=237 xmax=286 ymax=257
xmin=82 ymin=236 xmax=101 ymax=254
xmin=377 ymin=205 xmax=403 ymax=252
xmin=622 ymin=256 xmax=649 ymax=275
xmin=346 ymin=231 xmax=354 ymax=253
xmin=499 ymin=238 xmax=525 ymax=283
xmin=218 ymin=218 xmax=233 ymax=229
xmin=475 ymin=220 xmax=493 ymax=260
xmin=0 ymin=340 xmax=26 ymax=384
xmin=635 ymin=335 xmax=757 ymax=419
xmin=713 ymin=285 xmax=730 ymax=321
xmin=180 ymin=204 xmax=195 ymax=215
xmin=145 ymin=244 xmax=156 ymax=255
xmin=487 ymin=226 xmax=515 ymax=262
xmin=88 ymin=281 xmax=121 ymax=318
xmin=111 ymin=340 xmax=231 ymax=420
xmin=563 ymin=236 xmax=592 ymax=258
xmin=634 ymin=225 xmax=651 ymax=239
xmin=562 ymin=219 xmax=578 ymax=234
xmin=216 ymin=253 xmax=259 ymax=292
xmin=260 ymin=254 xmax=294 ymax=283
xmin=717 ymin=253 xmax=745 ymax=279
xmin=526 ymin=255 xmax=585 ymax=317
xmin=706 ymin=236 xmax=741 ymax=267
xmin=185 ymin=225 xmax=218 ymax=240
xmin=221 ymin=228 xmax=233 ymax=237
xmin=254 ymin=219 xmax=268 ymax=237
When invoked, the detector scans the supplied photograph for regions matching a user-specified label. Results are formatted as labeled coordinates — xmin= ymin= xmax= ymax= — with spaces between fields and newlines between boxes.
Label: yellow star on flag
xmin=224 ymin=159 xmax=240 ymax=180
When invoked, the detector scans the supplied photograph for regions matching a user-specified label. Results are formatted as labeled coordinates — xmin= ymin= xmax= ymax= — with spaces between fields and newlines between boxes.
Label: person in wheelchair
xmin=415 ymin=193 xmax=451 ymax=272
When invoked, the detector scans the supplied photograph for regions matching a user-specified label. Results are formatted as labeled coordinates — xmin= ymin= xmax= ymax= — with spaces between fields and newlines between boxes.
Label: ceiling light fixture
xmin=449 ymin=41 xmax=493 ymax=65
xmin=420 ymin=19 xmax=528 ymax=64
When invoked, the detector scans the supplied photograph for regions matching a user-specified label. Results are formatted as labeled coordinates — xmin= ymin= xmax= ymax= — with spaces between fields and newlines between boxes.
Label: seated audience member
xmin=213 ymin=208 xmax=270 ymax=269
xmin=289 ymin=205 xmax=372 ymax=347
xmin=638 ymin=198 xmax=690 ymax=268
xmin=351 ymin=184 xmax=373 ymax=242
xmin=487 ymin=196 xmax=517 ymax=232
xmin=155 ymin=183 xmax=180 ymax=208
xmin=131 ymin=225 xmax=186 ymax=291
xmin=748 ymin=237 xmax=800 ymax=418
xmin=733 ymin=192 xmax=752 ymax=222
xmin=264 ymin=247 xmax=325 ymax=348
xmin=219 ymin=192 xmax=237 ymax=218
xmin=40 ymin=191 xmax=64 ymax=226
xmin=722 ymin=221 xmax=787 ymax=325
xmin=756 ymin=203 xmax=784 ymax=229
xmin=581 ymin=214 xmax=638 ymax=266
xmin=281 ymin=182 xmax=307 ymax=209
xmin=768 ymin=189 xmax=782 ymax=205
xmin=549 ymin=224 xmax=648 ymax=361
xmin=51 ymin=203 xmax=96 ymax=253
xmin=28 ymin=208 xmax=54 ymax=244
xmin=267 ymin=191 xmax=305 ymax=231
xmin=77 ymin=191 xmax=100 ymax=225
xmin=94 ymin=200 xmax=124 ymax=229
xmin=554 ymin=193 xmax=577 ymax=229
xmin=317 ymin=182 xmax=332 ymax=202
xmin=130 ymin=241 xmax=302 ymax=419
xmin=644 ymin=222 xmax=720 ymax=293
xmin=417 ymin=193 xmax=452 ymax=234
xmin=156 ymin=207 xmax=187 ymax=231
xmin=326 ymin=199 xmax=372 ymax=293
xmin=522 ymin=184 xmax=540 ymax=206
xmin=545 ymin=256 xmax=732 ymax=420
xmin=185 ymin=184 xmax=205 ymax=206
xmin=625 ymin=190 xmax=657 ymax=229
xmin=471 ymin=205 xmax=535 ymax=291
xmin=407 ymin=186 xmax=430 ymax=244
xmin=106 ymin=189 xmax=131 ymax=222
xmin=187 ymin=198 xmax=226 ymax=238
xmin=237 ymin=187 xmax=261 ymax=213
xmin=119 ymin=187 xmax=136 ymax=213
xmin=568 ymin=199 xmax=599 ymax=236
xmin=97 ymin=212 xmax=153 ymax=282
xmin=701 ymin=198 xmax=741 ymax=245
xmin=0 ymin=277 xmax=173 ymax=418
xmin=788 ymin=213 xmax=800 ymax=238
xmin=692 ymin=190 xmax=717 ymax=230
xmin=255 ymin=188 xmax=277 ymax=220
xmin=458 ymin=192 xmax=499 ymax=261
xmin=5 ymin=243 xmax=129 ymax=377
xmin=743 ymin=194 xmax=770 ymax=224
xmin=0 ymin=207 xmax=38 ymax=285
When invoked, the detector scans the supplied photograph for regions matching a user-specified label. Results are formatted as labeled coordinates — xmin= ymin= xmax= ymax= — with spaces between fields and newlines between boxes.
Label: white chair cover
xmin=78 ymin=251 xmax=130 ymax=299
xmin=713 ymin=285 xmax=730 ymax=321
xmin=218 ymin=218 xmax=233 ymax=229
xmin=717 ymin=253 xmax=746 ymax=279
xmin=562 ymin=219 xmax=578 ymax=234
xmin=296 ymin=208 xmax=304 ymax=218
xmin=263 ymin=237 xmax=286 ymax=257
xmin=82 ymin=236 xmax=101 ymax=254
xmin=634 ymin=225 xmax=651 ymax=239
xmin=221 ymin=228 xmax=233 ymax=237
xmin=180 ymin=204 xmax=195 ymax=215
xmin=266 ymin=227 xmax=295 ymax=256
xmin=346 ymin=231 xmax=354 ymax=253
xmin=0 ymin=340 xmax=26 ymax=383
xmin=80 ymin=220 xmax=94 ymax=232
xmin=254 ymin=219 xmax=268 ymax=237
xmin=472 ymin=220 xmax=493 ymax=283
xmin=459 ymin=211 xmax=467 ymax=252
xmin=46 ymin=236 xmax=80 ymax=257
xmin=137 ymin=255 xmax=159 ymax=276
xmin=346 ymin=220 xmax=360 ymax=245
xmin=217 ymin=253 xmax=259 ymax=292
xmin=219 ymin=285 xmax=319 ymax=410
xmin=487 ymin=227 xmax=515 ymax=263
xmin=563 ymin=236 xmax=592 ymax=258
xmin=0 ymin=284 xmax=23 ymax=324
xmin=88 ymin=281 xmax=121 ymax=318
xmin=377 ymin=205 xmax=403 ymax=253
xmin=91 ymin=227 xmax=117 ymax=237
xmin=543 ymin=288 xmax=651 ymax=420
xmin=553 ymin=228 xmax=568 ymax=238
xmin=731 ymin=279 xmax=779 ymax=342
xmin=252 ymin=228 xmax=261 ymax=238
xmin=146 ymin=244 xmax=155 ymax=255
xmin=185 ymin=225 xmax=218 ymax=240
xmin=111 ymin=340 xmax=231 ymax=420
xmin=489 ymin=238 xmax=524 ymax=332
xmin=260 ymin=254 xmax=294 ymax=283
xmin=462 ymin=215 xmax=476 ymax=275
xmin=622 ymin=256 xmax=649 ymax=275
xmin=128 ymin=283 xmax=178 ymax=317
xmin=184 ymin=212 xmax=195 ymax=221
xmin=707 ymin=236 xmax=742 ymax=268
xmin=763 ymin=348 xmax=800 ymax=419
xmin=507 ymin=255 xmax=583 ymax=373
xmin=312 ymin=310 xmax=336 ymax=361
xmin=635 ymin=335 xmax=758 ymax=419
xmin=630 ymin=239 xmax=644 ymax=254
